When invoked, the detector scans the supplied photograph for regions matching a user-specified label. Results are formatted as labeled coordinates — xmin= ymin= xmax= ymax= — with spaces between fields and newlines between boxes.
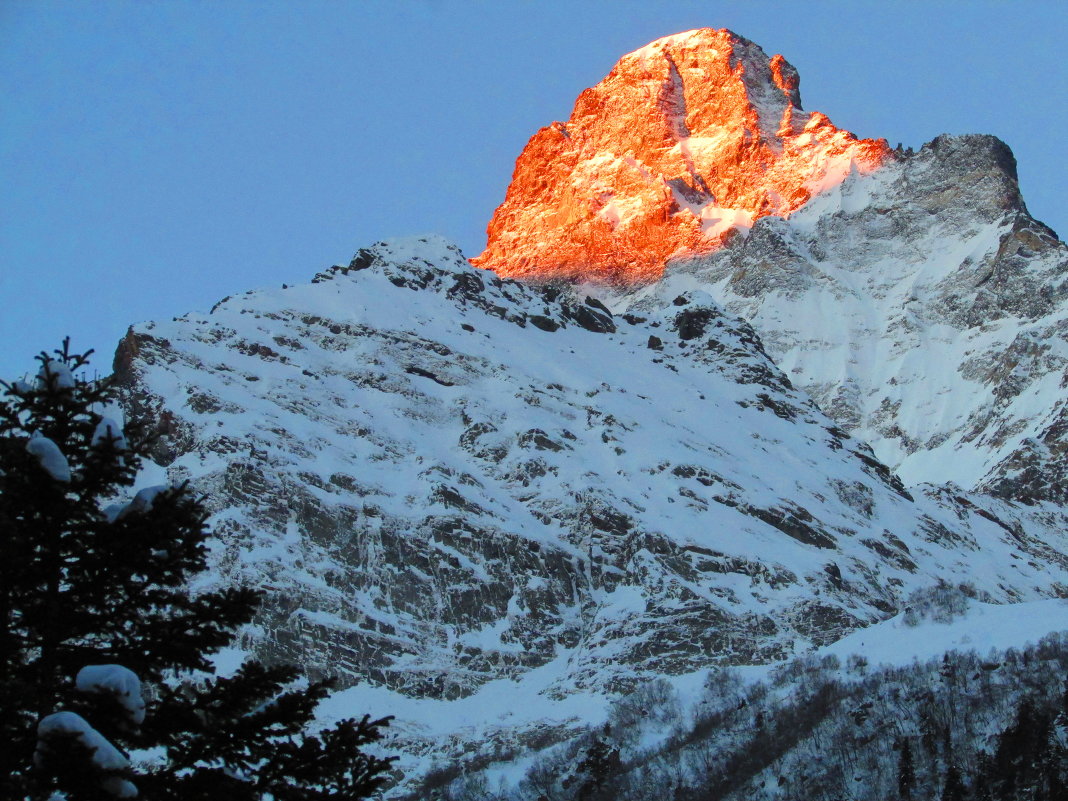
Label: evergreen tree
xmin=971 ymin=752 xmax=995 ymax=801
xmin=896 ymin=737 xmax=915 ymax=801
xmin=564 ymin=724 xmax=622 ymax=801
xmin=1 ymin=342 xmax=396 ymax=799
xmin=940 ymin=764 xmax=967 ymax=801
xmin=918 ymin=691 xmax=940 ymax=758
xmin=989 ymin=697 xmax=1052 ymax=799
xmin=1048 ymin=679 xmax=1068 ymax=801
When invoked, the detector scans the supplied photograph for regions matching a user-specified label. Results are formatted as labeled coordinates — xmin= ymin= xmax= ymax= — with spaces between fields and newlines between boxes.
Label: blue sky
xmin=2 ymin=1 xmax=1065 ymax=380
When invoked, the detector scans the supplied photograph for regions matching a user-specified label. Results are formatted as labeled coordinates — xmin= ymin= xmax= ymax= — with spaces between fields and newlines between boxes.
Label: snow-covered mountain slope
xmin=608 ymin=134 xmax=1068 ymax=505
xmin=114 ymin=237 xmax=1068 ymax=710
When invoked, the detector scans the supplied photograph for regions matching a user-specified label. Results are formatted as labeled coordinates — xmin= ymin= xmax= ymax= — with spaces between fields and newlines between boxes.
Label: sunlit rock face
xmin=472 ymin=28 xmax=889 ymax=283
xmin=479 ymin=30 xmax=1068 ymax=509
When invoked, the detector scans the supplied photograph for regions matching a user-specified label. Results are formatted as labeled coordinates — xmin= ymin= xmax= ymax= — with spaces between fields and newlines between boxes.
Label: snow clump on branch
xmin=76 ymin=665 xmax=146 ymax=727
xmin=26 ymin=432 xmax=71 ymax=482
xmin=36 ymin=359 xmax=76 ymax=390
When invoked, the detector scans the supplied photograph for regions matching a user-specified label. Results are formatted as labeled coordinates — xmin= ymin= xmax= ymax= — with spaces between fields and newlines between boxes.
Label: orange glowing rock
xmin=472 ymin=29 xmax=891 ymax=284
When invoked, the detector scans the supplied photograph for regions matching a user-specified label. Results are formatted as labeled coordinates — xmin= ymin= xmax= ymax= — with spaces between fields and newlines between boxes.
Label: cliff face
xmin=113 ymin=238 xmax=1068 ymax=697
xmin=471 ymin=29 xmax=889 ymax=283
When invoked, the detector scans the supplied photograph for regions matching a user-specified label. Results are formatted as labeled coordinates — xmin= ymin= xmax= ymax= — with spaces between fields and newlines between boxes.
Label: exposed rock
xmin=471 ymin=28 xmax=889 ymax=283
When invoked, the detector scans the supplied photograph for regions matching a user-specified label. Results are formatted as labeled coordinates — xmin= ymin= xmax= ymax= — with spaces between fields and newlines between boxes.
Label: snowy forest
xmin=421 ymin=630 xmax=1068 ymax=801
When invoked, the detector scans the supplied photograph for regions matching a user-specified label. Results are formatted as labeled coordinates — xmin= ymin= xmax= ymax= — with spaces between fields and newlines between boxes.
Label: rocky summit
xmin=471 ymin=28 xmax=889 ymax=283
xmin=469 ymin=27 xmax=1068 ymax=509
xmin=105 ymin=29 xmax=1068 ymax=799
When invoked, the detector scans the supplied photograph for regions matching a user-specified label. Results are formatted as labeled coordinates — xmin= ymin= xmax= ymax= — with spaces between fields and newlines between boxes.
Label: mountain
xmin=107 ymin=28 xmax=1068 ymax=799
xmin=469 ymin=26 xmax=1068 ymax=509
xmin=605 ymin=133 xmax=1068 ymax=508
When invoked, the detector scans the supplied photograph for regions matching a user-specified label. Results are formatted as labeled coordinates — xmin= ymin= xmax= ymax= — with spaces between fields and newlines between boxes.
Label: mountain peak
xmin=472 ymin=29 xmax=890 ymax=283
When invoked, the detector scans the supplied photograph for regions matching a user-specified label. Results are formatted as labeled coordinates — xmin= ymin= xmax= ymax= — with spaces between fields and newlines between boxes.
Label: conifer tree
xmin=564 ymin=724 xmax=622 ymax=801
xmin=988 ymin=696 xmax=1051 ymax=799
xmin=0 ymin=341 xmax=396 ymax=800
xmin=1047 ymin=679 xmax=1068 ymax=801
xmin=940 ymin=764 xmax=967 ymax=801
xmin=896 ymin=737 xmax=915 ymax=801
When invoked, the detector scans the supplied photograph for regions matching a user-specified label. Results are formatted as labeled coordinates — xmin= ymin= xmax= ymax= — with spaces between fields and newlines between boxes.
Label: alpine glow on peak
xmin=471 ymin=28 xmax=890 ymax=284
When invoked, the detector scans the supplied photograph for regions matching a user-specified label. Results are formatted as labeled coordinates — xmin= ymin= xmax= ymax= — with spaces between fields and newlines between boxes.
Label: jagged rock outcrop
xmin=472 ymin=28 xmax=889 ymax=283
xmin=607 ymin=133 xmax=1068 ymax=505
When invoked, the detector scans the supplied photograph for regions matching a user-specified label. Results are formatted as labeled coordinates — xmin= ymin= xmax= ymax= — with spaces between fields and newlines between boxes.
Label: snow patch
xmin=36 ymin=712 xmax=137 ymax=797
xmin=92 ymin=418 xmax=127 ymax=452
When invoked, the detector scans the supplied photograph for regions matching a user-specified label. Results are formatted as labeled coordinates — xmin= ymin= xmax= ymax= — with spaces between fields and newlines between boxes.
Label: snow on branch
xmin=36 ymin=358 xmax=76 ymax=390
xmin=26 ymin=432 xmax=71 ymax=482
xmin=76 ymin=665 xmax=146 ymax=727
xmin=35 ymin=711 xmax=138 ymax=798
xmin=92 ymin=417 xmax=128 ymax=452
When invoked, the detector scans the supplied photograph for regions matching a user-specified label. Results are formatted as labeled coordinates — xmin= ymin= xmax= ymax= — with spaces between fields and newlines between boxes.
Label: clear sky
xmin=2 ymin=1 xmax=1065 ymax=380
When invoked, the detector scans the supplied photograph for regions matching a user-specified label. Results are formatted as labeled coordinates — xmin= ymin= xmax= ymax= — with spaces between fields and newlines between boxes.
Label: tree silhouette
xmin=1 ymin=341 xmax=396 ymax=800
